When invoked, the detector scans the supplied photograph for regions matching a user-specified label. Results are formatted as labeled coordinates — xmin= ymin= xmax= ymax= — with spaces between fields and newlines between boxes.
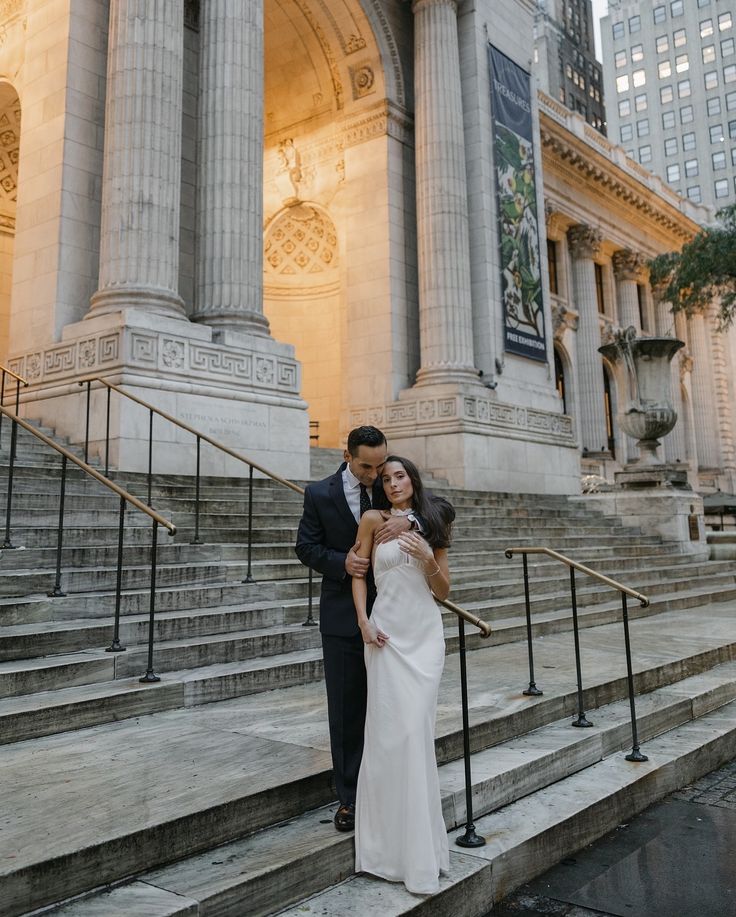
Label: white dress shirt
xmin=342 ymin=464 xmax=371 ymax=523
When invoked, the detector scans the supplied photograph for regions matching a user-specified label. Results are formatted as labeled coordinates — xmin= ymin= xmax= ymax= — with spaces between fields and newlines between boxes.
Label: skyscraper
xmin=535 ymin=0 xmax=607 ymax=133
xmin=602 ymin=0 xmax=736 ymax=212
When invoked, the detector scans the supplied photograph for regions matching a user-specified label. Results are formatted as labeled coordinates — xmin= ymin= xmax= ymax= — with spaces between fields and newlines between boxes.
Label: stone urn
xmin=599 ymin=327 xmax=684 ymax=466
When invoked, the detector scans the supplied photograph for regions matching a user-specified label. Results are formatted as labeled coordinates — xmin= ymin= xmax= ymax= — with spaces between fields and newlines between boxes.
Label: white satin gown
xmin=354 ymin=537 xmax=449 ymax=895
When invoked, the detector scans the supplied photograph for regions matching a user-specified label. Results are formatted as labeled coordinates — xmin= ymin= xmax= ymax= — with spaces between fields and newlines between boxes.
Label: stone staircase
xmin=2 ymin=423 xmax=736 ymax=916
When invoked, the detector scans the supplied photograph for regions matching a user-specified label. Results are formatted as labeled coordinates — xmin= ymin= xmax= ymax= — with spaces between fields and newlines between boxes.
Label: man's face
xmin=345 ymin=443 xmax=388 ymax=488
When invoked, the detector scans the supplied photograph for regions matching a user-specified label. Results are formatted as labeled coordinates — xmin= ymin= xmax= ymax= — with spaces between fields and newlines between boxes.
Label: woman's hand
xmin=397 ymin=531 xmax=435 ymax=568
xmin=360 ymin=619 xmax=389 ymax=647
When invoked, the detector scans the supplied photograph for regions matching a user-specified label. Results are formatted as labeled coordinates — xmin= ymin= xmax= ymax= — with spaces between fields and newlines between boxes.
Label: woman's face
xmin=382 ymin=461 xmax=414 ymax=507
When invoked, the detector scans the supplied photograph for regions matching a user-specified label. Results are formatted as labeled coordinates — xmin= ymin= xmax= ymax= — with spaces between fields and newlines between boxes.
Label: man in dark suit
xmin=295 ymin=426 xmax=415 ymax=831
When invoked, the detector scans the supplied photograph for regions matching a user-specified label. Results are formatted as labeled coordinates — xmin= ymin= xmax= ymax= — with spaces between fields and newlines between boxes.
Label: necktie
xmin=359 ymin=483 xmax=371 ymax=517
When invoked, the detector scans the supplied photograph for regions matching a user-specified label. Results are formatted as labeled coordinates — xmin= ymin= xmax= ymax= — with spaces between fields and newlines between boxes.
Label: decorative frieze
xmin=350 ymin=394 xmax=574 ymax=445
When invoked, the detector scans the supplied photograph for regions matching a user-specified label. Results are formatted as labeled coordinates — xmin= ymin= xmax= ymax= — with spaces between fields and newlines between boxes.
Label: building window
xmin=667 ymin=163 xmax=681 ymax=182
xmin=635 ymin=93 xmax=648 ymax=112
xmin=613 ymin=21 xmax=625 ymax=40
xmin=715 ymin=178 xmax=730 ymax=197
xmin=653 ymin=4 xmax=666 ymax=24
xmin=701 ymin=19 xmax=714 ymax=39
xmin=673 ymin=29 xmax=686 ymax=47
xmin=670 ymin=0 xmax=684 ymax=17
xmin=615 ymin=50 xmax=627 ymax=69
xmin=682 ymin=132 xmax=696 ymax=150
xmin=725 ymin=64 xmax=736 ymax=83
xmin=703 ymin=45 xmax=716 ymax=64
xmin=617 ymin=74 xmax=630 ymax=93
xmin=637 ymin=284 xmax=648 ymax=330
xmin=633 ymin=69 xmax=646 ymax=88
xmin=658 ymin=60 xmax=672 ymax=79
xmin=631 ymin=44 xmax=644 ymax=64
xmin=678 ymin=79 xmax=691 ymax=98
xmin=723 ymin=38 xmax=735 ymax=58
xmin=707 ymin=96 xmax=722 ymax=116
xmin=639 ymin=144 xmax=653 ymax=163
xmin=620 ymin=124 xmax=634 ymax=142
xmin=663 ymin=110 xmax=676 ymax=128
xmin=697 ymin=0 xmax=710 ymax=7
xmin=629 ymin=15 xmax=641 ymax=34
xmin=705 ymin=70 xmax=719 ymax=89
xmin=660 ymin=85 xmax=674 ymax=103
xmin=731 ymin=148 xmax=736 ymax=167
xmin=680 ymin=105 xmax=694 ymax=123
xmin=687 ymin=185 xmax=702 ymax=202
xmin=685 ymin=158 xmax=699 ymax=177
xmin=729 ymin=120 xmax=736 ymax=139
xmin=709 ymin=124 xmax=724 ymax=143
xmin=675 ymin=54 xmax=689 ymax=73
xmin=594 ymin=263 xmax=606 ymax=314
xmin=619 ymin=99 xmax=632 ymax=116
xmin=664 ymin=137 xmax=678 ymax=156
xmin=713 ymin=150 xmax=727 ymax=169
xmin=547 ymin=239 xmax=559 ymax=296
xmin=727 ymin=91 xmax=736 ymax=111
xmin=637 ymin=118 xmax=650 ymax=137
xmin=719 ymin=12 xmax=733 ymax=33
xmin=656 ymin=34 xmax=669 ymax=54
xmin=603 ymin=368 xmax=616 ymax=457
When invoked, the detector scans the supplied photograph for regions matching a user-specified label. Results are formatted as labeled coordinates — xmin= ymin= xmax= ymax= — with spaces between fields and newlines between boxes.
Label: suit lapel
xmin=329 ymin=464 xmax=358 ymax=530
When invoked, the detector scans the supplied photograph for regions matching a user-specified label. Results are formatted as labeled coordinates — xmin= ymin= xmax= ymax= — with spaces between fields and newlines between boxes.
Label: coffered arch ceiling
xmin=264 ymin=0 xmax=404 ymax=135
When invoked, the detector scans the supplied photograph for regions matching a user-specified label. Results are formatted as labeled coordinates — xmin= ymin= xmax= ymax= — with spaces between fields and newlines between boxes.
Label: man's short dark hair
xmin=347 ymin=425 xmax=387 ymax=456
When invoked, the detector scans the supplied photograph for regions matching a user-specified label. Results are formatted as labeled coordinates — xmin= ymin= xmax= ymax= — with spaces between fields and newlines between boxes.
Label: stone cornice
xmin=539 ymin=93 xmax=704 ymax=246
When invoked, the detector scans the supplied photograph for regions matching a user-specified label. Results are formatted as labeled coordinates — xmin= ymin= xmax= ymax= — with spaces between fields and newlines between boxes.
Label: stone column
xmin=412 ymin=0 xmax=476 ymax=384
xmin=652 ymin=286 xmax=685 ymax=463
xmin=192 ymin=0 xmax=270 ymax=336
xmin=688 ymin=311 xmax=721 ymax=469
xmin=567 ymin=224 xmax=609 ymax=455
xmin=612 ymin=249 xmax=645 ymax=331
xmin=90 ymin=0 xmax=185 ymax=318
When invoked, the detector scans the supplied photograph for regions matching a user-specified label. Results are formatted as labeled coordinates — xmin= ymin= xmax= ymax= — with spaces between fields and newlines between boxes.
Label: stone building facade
xmin=0 ymin=0 xmax=734 ymax=494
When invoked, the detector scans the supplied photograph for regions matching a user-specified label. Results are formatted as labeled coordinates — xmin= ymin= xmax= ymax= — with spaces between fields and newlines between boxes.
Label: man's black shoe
xmin=334 ymin=804 xmax=355 ymax=832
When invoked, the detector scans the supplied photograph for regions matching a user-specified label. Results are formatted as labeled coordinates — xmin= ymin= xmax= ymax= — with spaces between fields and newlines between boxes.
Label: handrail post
xmin=569 ymin=567 xmax=592 ymax=728
xmin=48 ymin=454 xmax=67 ymax=597
xmin=455 ymin=617 xmax=486 ymax=848
xmin=521 ymin=553 xmax=542 ymax=696
xmin=2 ymin=406 xmax=19 ymax=548
xmin=104 ymin=385 xmax=111 ymax=476
xmin=191 ymin=435 xmax=203 ymax=545
xmin=140 ymin=520 xmax=161 ymax=683
xmin=0 ymin=369 xmax=5 ymax=446
xmin=621 ymin=593 xmax=648 ymax=762
xmin=302 ymin=567 xmax=317 ymax=626
xmin=84 ymin=380 xmax=91 ymax=464
xmin=147 ymin=408 xmax=153 ymax=507
xmin=243 ymin=465 xmax=255 ymax=583
xmin=107 ymin=496 xmax=126 ymax=653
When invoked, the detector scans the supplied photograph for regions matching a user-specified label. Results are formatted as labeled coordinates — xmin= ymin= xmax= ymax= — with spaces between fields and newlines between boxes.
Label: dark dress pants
xmin=321 ymin=632 xmax=367 ymax=807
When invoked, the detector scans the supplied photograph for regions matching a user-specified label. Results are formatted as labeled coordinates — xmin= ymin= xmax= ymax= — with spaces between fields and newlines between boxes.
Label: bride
xmin=352 ymin=455 xmax=454 ymax=895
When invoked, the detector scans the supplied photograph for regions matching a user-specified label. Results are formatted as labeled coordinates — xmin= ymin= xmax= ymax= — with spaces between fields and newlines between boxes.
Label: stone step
xmin=4 ymin=604 xmax=735 ymax=916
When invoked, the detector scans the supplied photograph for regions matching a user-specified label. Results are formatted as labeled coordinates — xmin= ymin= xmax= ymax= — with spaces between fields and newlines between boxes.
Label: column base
xmin=88 ymin=286 xmax=187 ymax=320
xmin=192 ymin=310 xmax=272 ymax=339
xmin=414 ymin=364 xmax=483 ymax=387
xmin=8 ymin=309 xmax=309 ymax=480
xmin=347 ymin=379 xmax=580 ymax=493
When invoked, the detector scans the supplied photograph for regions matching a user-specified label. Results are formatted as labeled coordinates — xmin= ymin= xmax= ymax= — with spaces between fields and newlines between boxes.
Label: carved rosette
xmin=566 ymin=224 xmax=602 ymax=261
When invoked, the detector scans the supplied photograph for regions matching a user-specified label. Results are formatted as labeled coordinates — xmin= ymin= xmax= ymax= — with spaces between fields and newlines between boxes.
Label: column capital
xmin=567 ymin=224 xmax=602 ymax=260
xmin=412 ymin=0 xmax=458 ymax=13
xmin=612 ymin=248 xmax=646 ymax=282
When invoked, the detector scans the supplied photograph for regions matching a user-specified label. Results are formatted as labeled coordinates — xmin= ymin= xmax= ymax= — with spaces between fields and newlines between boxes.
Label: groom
xmin=295 ymin=426 xmax=415 ymax=831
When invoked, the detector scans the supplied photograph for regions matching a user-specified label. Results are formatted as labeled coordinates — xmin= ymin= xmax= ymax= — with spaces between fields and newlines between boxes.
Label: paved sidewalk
xmin=491 ymin=758 xmax=736 ymax=917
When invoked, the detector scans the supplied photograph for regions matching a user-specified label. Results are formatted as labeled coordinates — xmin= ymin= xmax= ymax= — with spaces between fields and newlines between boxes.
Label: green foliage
xmin=649 ymin=205 xmax=736 ymax=329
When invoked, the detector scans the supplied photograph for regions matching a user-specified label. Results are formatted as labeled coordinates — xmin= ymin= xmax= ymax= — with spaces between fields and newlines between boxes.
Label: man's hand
xmin=345 ymin=540 xmax=370 ymax=578
xmin=374 ymin=512 xmax=411 ymax=545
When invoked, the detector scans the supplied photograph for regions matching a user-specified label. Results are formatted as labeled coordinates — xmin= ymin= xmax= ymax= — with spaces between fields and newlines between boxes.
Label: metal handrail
xmin=0 ymin=364 xmax=29 ymax=450
xmin=0 ymin=363 xmax=28 ymax=386
xmin=0 ymin=404 xmax=175 ymax=683
xmin=505 ymin=544 xmax=649 ymax=762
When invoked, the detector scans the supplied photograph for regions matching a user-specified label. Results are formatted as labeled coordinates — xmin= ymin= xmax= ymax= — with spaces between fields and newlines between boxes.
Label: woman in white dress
xmin=352 ymin=456 xmax=454 ymax=895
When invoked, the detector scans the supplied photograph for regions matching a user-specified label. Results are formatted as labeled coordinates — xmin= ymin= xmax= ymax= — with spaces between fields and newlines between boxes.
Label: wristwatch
xmin=407 ymin=512 xmax=418 ymax=531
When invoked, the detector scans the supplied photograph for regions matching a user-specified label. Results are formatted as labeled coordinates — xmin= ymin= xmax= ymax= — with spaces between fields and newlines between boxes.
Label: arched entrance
xmin=0 ymin=81 xmax=20 ymax=363
xmin=262 ymin=0 xmax=412 ymax=447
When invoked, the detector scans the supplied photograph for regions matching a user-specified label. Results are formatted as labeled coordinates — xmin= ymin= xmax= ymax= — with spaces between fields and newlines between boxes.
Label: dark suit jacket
xmin=295 ymin=463 xmax=388 ymax=637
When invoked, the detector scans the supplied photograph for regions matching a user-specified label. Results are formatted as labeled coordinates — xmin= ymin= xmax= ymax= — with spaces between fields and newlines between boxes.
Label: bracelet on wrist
xmin=426 ymin=563 xmax=441 ymax=577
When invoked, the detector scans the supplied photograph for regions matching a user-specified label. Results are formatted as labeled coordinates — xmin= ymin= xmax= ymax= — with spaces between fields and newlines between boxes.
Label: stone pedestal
xmin=10 ymin=312 xmax=309 ymax=480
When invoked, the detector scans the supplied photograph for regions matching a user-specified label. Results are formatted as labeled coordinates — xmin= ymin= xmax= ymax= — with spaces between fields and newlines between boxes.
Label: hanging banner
xmin=489 ymin=45 xmax=547 ymax=363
